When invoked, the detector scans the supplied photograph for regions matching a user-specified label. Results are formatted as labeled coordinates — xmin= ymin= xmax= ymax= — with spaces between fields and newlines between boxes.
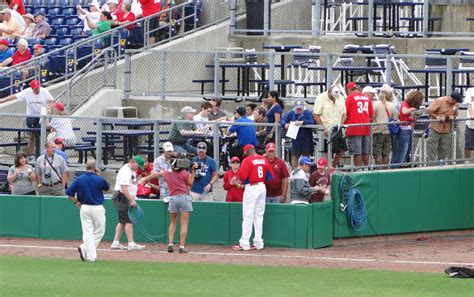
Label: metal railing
xmin=0 ymin=113 xmax=472 ymax=173
xmin=0 ymin=1 xmax=238 ymax=99
xmin=123 ymin=48 xmax=474 ymax=102
xmin=230 ymin=0 xmax=474 ymax=37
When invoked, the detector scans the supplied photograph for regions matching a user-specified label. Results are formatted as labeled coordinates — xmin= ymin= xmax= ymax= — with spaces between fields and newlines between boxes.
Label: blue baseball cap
xmin=299 ymin=156 xmax=314 ymax=166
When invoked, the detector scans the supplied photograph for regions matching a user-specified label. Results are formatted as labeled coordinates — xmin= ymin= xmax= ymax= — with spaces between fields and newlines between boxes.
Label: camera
xmin=194 ymin=162 xmax=206 ymax=179
xmin=171 ymin=158 xmax=191 ymax=170
xmin=44 ymin=172 xmax=51 ymax=179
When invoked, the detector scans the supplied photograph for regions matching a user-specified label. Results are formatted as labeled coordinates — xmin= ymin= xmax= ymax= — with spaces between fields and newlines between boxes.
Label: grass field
xmin=0 ymin=256 xmax=472 ymax=296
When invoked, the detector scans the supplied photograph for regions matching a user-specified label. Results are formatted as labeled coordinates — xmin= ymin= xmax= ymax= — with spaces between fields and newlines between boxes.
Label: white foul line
xmin=0 ymin=243 xmax=472 ymax=267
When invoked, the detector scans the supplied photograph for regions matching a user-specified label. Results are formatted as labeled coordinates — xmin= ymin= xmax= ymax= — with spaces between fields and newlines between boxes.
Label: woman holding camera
xmin=163 ymin=159 xmax=197 ymax=254
xmin=7 ymin=152 xmax=36 ymax=195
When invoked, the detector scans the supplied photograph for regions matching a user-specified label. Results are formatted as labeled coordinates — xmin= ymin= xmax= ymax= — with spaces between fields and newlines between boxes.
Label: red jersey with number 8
xmin=238 ymin=154 xmax=273 ymax=184
xmin=345 ymin=91 xmax=374 ymax=136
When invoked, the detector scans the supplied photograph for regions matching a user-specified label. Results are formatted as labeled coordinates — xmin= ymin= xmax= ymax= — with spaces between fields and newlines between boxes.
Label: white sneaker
xmin=128 ymin=242 xmax=145 ymax=251
xmin=110 ymin=242 xmax=128 ymax=250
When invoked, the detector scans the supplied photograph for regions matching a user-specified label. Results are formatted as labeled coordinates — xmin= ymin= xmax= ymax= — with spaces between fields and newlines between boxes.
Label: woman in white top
xmin=77 ymin=1 xmax=101 ymax=33
xmin=20 ymin=13 xmax=36 ymax=38
xmin=47 ymin=102 xmax=76 ymax=146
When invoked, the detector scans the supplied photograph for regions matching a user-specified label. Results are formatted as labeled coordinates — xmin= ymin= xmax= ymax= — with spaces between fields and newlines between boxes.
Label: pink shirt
xmin=163 ymin=170 xmax=190 ymax=196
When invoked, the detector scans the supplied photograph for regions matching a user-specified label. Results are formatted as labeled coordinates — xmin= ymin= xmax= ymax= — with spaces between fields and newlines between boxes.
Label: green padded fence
xmin=0 ymin=196 xmax=333 ymax=249
xmin=332 ymin=166 xmax=474 ymax=238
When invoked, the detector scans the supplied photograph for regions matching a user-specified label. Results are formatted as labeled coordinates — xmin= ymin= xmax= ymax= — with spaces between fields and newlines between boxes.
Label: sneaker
xmin=110 ymin=242 xmax=128 ymax=250
xmin=249 ymin=245 xmax=257 ymax=250
xmin=77 ymin=247 xmax=85 ymax=261
xmin=178 ymin=247 xmax=188 ymax=254
xmin=128 ymin=242 xmax=145 ymax=251
xmin=167 ymin=244 xmax=174 ymax=253
xmin=232 ymin=245 xmax=250 ymax=251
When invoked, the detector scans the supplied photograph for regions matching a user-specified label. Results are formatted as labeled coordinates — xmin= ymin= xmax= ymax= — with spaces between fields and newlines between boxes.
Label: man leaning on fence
xmin=35 ymin=141 xmax=68 ymax=196
xmin=312 ymin=85 xmax=347 ymax=169
xmin=426 ymin=91 xmax=462 ymax=163
xmin=464 ymin=88 xmax=474 ymax=159
xmin=227 ymin=106 xmax=257 ymax=159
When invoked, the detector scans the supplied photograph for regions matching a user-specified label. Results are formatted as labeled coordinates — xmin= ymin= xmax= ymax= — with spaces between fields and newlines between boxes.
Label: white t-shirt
xmin=193 ymin=113 xmax=212 ymax=135
xmin=78 ymin=11 xmax=100 ymax=32
xmin=114 ymin=164 xmax=138 ymax=198
xmin=49 ymin=118 xmax=77 ymax=144
xmin=248 ymin=114 xmax=255 ymax=121
xmin=16 ymin=87 xmax=54 ymax=115
xmin=464 ymin=87 xmax=474 ymax=129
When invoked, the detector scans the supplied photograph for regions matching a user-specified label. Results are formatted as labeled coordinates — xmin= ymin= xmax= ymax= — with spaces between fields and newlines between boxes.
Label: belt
xmin=249 ymin=182 xmax=263 ymax=186
xmin=43 ymin=181 xmax=61 ymax=187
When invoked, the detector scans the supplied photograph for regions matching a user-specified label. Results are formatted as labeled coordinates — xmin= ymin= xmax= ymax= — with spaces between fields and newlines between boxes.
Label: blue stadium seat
xmin=44 ymin=38 xmax=58 ymax=47
xmin=45 ymin=0 xmax=58 ymax=7
xmin=52 ymin=27 xmax=69 ymax=38
xmin=65 ymin=18 xmax=81 ymax=26
xmin=33 ymin=7 xmax=47 ymax=16
xmin=32 ymin=0 xmax=46 ymax=9
xmin=59 ymin=0 xmax=71 ymax=8
xmin=62 ymin=8 xmax=75 ymax=17
xmin=47 ymin=7 xmax=61 ymax=17
xmin=51 ymin=17 xmax=65 ymax=27
xmin=58 ymin=38 xmax=73 ymax=47
xmin=69 ymin=27 xmax=83 ymax=36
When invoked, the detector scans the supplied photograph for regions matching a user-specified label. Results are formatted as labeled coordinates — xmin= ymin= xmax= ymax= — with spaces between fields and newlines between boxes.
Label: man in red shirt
xmin=344 ymin=82 xmax=374 ymax=167
xmin=139 ymin=0 xmax=161 ymax=44
xmin=0 ymin=38 xmax=31 ymax=68
xmin=232 ymin=144 xmax=272 ymax=251
xmin=136 ymin=158 xmax=159 ymax=198
xmin=264 ymin=143 xmax=289 ymax=203
xmin=223 ymin=156 xmax=244 ymax=202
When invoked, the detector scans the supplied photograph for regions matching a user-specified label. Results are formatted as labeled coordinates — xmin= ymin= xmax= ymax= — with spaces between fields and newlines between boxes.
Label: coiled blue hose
xmin=339 ymin=175 xmax=368 ymax=232
xmin=128 ymin=204 xmax=166 ymax=242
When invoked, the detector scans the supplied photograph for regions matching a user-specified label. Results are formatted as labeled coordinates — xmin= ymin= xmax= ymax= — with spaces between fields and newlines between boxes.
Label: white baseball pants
xmin=80 ymin=205 xmax=106 ymax=261
xmin=239 ymin=183 xmax=266 ymax=250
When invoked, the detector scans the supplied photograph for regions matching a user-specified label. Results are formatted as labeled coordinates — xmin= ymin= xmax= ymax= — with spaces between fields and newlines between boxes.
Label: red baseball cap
xmin=33 ymin=43 xmax=43 ymax=50
xmin=0 ymin=39 xmax=8 ymax=46
xmin=53 ymin=102 xmax=65 ymax=111
xmin=54 ymin=137 xmax=64 ymax=144
xmin=265 ymin=142 xmax=276 ymax=152
xmin=317 ymin=157 xmax=328 ymax=168
xmin=346 ymin=82 xmax=357 ymax=91
xmin=243 ymin=144 xmax=255 ymax=155
xmin=230 ymin=156 xmax=240 ymax=163
xmin=29 ymin=79 xmax=40 ymax=89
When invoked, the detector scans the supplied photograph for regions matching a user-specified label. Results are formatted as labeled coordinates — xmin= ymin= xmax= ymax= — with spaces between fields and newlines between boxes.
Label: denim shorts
xmin=168 ymin=194 xmax=193 ymax=213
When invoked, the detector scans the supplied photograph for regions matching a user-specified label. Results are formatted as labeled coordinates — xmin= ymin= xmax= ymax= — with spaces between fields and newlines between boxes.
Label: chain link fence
xmin=125 ymin=48 xmax=474 ymax=102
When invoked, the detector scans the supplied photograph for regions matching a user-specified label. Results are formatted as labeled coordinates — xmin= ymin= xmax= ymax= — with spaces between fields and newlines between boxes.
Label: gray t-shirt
xmin=8 ymin=165 xmax=35 ymax=195
xmin=35 ymin=153 xmax=67 ymax=185
xmin=208 ymin=109 xmax=227 ymax=121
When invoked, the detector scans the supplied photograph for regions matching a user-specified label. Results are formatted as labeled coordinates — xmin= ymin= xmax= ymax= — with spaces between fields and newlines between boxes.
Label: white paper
xmin=40 ymin=107 xmax=47 ymax=115
xmin=286 ymin=121 xmax=300 ymax=140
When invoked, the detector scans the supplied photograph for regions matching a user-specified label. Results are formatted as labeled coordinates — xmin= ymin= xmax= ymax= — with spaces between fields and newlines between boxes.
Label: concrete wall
xmin=73 ymin=88 xmax=122 ymax=117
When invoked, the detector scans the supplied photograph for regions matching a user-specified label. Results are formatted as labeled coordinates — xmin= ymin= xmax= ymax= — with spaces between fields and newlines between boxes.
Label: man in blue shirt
xmin=0 ymin=39 xmax=13 ymax=63
xmin=66 ymin=159 xmax=110 ymax=262
xmin=190 ymin=142 xmax=218 ymax=201
xmin=228 ymin=106 xmax=257 ymax=159
xmin=281 ymin=99 xmax=315 ymax=168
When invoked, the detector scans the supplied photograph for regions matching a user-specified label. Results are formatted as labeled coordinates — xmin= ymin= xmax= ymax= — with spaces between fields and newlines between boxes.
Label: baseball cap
xmin=107 ymin=0 xmax=119 ymax=3
xmin=346 ymin=82 xmax=357 ymax=91
xmin=234 ymin=106 xmax=246 ymax=116
xmin=362 ymin=86 xmax=377 ymax=94
xmin=181 ymin=106 xmax=196 ymax=114
xmin=54 ymin=137 xmax=64 ymax=144
xmin=299 ymin=156 xmax=314 ymax=166
xmin=317 ymin=157 xmax=328 ymax=168
xmin=133 ymin=155 xmax=145 ymax=170
xmin=294 ymin=99 xmax=305 ymax=109
xmin=265 ymin=142 xmax=276 ymax=152
xmin=1 ymin=8 xmax=11 ymax=14
xmin=0 ymin=39 xmax=8 ymax=46
xmin=380 ymin=83 xmax=393 ymax=93
xmin=29 ymin=79 xmax=40 ymax=89
xmin=230 ymin=156 xmax=240 ymax=163
xmin=162 ymin=142 xmax=174 ymax=152
xmin=89 ymin=1 xmax=100 ymax=9
xmin=450 ymin=91 xmax=463 ymax=103
xmin=196 ymin=141 xmax=207 ymax=152
xmin=243 ymin=144 xmax=255 ymax=155
xmin=53 ymin=102 xmax=65 ymax=111
xmin=33 ymin=44 xmax=43 ymax=50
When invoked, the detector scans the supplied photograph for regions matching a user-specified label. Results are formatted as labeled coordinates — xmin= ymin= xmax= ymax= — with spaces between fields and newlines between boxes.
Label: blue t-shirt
xmin=66 ymin=172 xmax=110 ymax=205
xmin=228 ymin=116 xmax=257 ymax=146
xmin=190 ymin=155 xmax=217 ymax=194
xmin=266 ymin=103 xmax=283 ymax=133
xmin=0 ymin=48 xmax=13 ymax=63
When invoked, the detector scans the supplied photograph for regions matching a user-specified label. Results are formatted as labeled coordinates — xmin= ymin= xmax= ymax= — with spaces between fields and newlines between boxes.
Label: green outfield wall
xmin=0 ymin=196 xmax=333 ymax=249
xmin=331 ymin=166 xmax=474 ymax=238
xmin=1 ymin=167 xmax=472 ymax=248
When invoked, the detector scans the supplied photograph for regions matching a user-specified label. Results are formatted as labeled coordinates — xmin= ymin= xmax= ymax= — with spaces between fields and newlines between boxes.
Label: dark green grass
xmin=0 ymin=256 xmax=472 ymax=296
